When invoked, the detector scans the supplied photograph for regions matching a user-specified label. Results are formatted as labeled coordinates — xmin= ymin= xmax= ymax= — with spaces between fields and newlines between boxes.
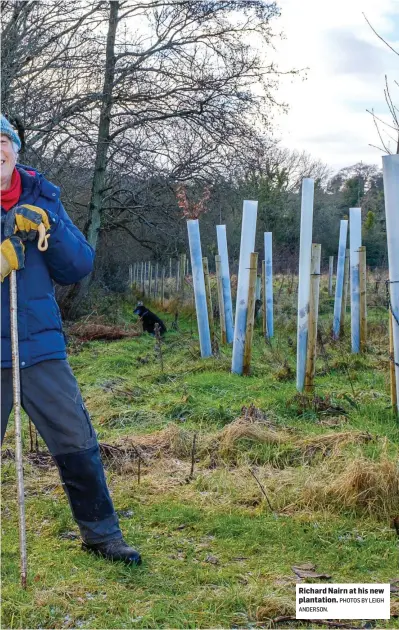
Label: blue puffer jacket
xmin=1 ymin=165 xmax=94 ymax=369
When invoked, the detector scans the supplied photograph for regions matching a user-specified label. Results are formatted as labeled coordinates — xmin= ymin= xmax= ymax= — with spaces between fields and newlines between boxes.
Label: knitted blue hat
xmin=0 ymin=115 xmax=21 ymax=151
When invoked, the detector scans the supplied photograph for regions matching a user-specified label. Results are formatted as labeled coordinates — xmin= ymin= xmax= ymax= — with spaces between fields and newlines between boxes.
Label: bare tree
xmin=64 ymin=0 xmax=296 ymax=304
xmin=363 ymin=13 xmax=399 ymax=154
xmin=1 ymin=1 xmax=106 ymax=156
xmin=2 ymin=0 xmax=301 ymax=311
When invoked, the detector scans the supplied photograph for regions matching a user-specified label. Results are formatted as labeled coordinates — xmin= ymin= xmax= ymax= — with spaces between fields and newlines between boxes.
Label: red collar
xmin=0 ymin=168 xmax=22 ymax=211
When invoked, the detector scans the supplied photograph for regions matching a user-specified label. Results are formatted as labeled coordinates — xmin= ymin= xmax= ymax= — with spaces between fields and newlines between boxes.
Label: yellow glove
xmin=0 ymin=236 xmax=25 ymax=282
xmin=14 ymin=204 xmax=50 ymax=238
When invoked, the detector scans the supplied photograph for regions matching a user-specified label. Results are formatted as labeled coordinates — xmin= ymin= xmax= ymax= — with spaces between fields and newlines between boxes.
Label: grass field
xmin=1 ymin=275 xmax=399 ymax=629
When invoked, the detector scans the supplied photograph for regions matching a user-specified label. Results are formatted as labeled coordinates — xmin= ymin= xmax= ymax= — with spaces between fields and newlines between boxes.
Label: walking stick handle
xmin=37 ymin=224 xmax=49 ymax=251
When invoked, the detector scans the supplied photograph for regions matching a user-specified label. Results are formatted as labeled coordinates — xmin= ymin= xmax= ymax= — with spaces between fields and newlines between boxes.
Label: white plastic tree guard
xmin=333 ymin=220 xmax=348 ymax=340
xmin=382 ymin=154 xmax=399 ymax=413
xmin=231 ymin=200 xmax=258 ymax=374
xmin=187 ymin=219 xmax=212 ymax=358
xmin=296 ymin=178 xmax=315 ymax=391
xmin=264 ymin=232 xmax=274 ymax=338
xmin=216 ymin=225 xmax=234 ymax=343
xmin=350 ymin=208 xmax=362 ymax=353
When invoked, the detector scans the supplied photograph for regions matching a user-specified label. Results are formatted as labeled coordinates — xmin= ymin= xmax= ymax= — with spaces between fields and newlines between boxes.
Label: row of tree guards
xmin=129 ymin=155 xmax=399 ymax=414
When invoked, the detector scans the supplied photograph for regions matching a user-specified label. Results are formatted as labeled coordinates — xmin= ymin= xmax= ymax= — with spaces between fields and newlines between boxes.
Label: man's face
xmin=0 ymin=134 xmax=17 ymax=187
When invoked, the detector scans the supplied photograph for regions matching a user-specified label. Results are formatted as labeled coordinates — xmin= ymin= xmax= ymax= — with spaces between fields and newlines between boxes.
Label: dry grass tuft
xmin=391 ymin=599 xmax=399 ymax=618
xmin=328 ymin=454 xmax=399 ymax=517
xmin=255 ymin=595 xmax=296 ymax=621
xmin=190 ymin=447 xmax=399 ymax=520
xmin=125 ymin=423 xmax=194 ymax=459
xmin=217 ymin=418 xmax=286 ymax=457
xmin=97 ymin=416 xmax=397 ymax=520
xmin=296 ymin=431 xmax=372 ymax=460
xmin=117 ymin=411 xmax=290 ymax=466
xmin=283 ymin=448 xmax=399 ymax=519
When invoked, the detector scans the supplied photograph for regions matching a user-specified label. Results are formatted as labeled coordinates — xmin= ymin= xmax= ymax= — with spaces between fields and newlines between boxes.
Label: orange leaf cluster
xmin=176 ymin=184 xmax=211 ymax=220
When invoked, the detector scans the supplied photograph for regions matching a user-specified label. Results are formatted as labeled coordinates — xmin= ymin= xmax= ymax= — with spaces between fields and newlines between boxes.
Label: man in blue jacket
xmin=0 ymin=115 xmax=141 ymax=565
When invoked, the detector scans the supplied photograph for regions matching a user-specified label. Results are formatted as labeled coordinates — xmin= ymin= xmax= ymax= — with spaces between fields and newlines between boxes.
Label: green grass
xmin=1 ymin=277 xmax=399 ymax=629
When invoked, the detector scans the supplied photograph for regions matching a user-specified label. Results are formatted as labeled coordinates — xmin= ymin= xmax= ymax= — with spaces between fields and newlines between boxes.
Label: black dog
xmin=133 ymin=303 xmax=167 ymax=336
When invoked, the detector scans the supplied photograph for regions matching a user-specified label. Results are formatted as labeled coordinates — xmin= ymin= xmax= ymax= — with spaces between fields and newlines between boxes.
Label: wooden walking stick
xmin=10 ymin=269 xmax=27 ymax=588
xmin=9 ymin=222 xmax=49 ymax=589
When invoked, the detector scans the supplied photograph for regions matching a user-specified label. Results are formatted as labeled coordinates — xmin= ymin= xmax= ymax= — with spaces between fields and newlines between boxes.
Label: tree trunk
xmin=67 ymin=1 xmax=118 ymax=309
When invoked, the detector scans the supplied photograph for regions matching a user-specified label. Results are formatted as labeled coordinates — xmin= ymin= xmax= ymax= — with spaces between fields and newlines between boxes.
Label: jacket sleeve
xmin=43 ymin=200 xmax=95 ymax=285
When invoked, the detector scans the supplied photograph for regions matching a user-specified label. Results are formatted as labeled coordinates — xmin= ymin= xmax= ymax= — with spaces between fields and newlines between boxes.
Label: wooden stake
xmin=389 ymin=310 xmax=398 ymax=413
xmin=141 ymin=262 xmax=145 ymax=294
xmin=202 ymin=257 xmax=215 ymax=347
xmin=154 ymin=262 xmax=159 ymax=298
xmin=341 ymin=248 xmax=350 ymax=333
xmin=143 ymin=262 xmax=147 ymax=297
xmin=262 ymin=260 xmax=266 ymax=337
xmin=29 ymin=418 xmax=34 ymax=452
xmin=328 ymin=256 xmax=334 ymax=296
xmin=359 ymin=246 xmax=367 ymax=351
xmin=129 ymin=264 xmax=133 ymax=288
xmin=148 ymin=261 xmax=152 ymax=298
xmin=161 ymin=267 xmax=165 ymax=306
xmin=243 ymin=252 xmax=258 ymax=376
xmin=305 ymin=244 xmax=321 ymax=392
xmin=180 ymin=253 xmax=186 ymax=303
xmin=176 ymin=259 xmax=180 ymax=294
xmin=215 ymin=255 xmax=226 ymax=344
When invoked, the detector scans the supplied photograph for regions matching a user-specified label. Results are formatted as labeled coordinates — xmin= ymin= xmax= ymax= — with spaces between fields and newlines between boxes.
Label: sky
xmin=271 ymin=0 xmax=399 ymax=172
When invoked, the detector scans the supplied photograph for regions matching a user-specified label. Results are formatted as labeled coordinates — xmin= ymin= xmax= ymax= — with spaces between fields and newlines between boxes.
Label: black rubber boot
xmin=82 ymin=538 xmax=142 ymax=565
xmin=54 ymin=445 xmax=122 ymax=542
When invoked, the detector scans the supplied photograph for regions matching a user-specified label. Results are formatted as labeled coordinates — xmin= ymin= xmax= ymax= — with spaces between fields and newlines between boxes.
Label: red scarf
xmin=0 ymin=168 xmax=22 ymax=211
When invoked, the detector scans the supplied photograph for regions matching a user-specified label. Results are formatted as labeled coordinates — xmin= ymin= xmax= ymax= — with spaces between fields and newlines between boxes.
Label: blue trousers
xmin=1 ymin=359 xmax=122 ymax=544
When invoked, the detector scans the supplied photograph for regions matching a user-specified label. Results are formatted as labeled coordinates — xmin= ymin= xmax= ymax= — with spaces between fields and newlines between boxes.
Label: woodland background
xmin=1 ymin=1 xmax=388 ymax=313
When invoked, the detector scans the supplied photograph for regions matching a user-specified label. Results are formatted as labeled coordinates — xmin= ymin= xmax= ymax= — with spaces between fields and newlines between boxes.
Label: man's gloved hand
xmin=0 ymin=236 xmax=25 ymax=282
xmin=14 ymin=204 xmax=50 ymax=240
